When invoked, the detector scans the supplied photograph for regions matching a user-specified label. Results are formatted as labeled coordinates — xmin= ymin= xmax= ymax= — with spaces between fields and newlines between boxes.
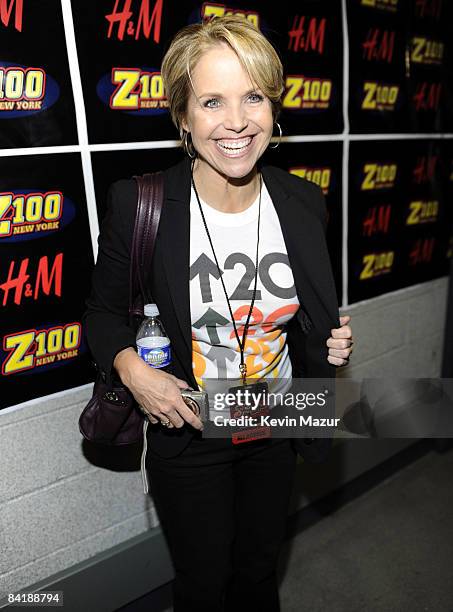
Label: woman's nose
xmin=223 ymin=104 xmax=248 ymax=132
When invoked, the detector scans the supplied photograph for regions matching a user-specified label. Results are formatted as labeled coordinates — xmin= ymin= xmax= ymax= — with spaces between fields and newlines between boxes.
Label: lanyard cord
xmin=190 ymin=158 xmax=262 ymax=384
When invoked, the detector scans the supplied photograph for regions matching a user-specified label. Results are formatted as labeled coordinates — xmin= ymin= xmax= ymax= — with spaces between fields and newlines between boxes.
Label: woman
xmin=85 ymin=15 xmax=353 ymax=612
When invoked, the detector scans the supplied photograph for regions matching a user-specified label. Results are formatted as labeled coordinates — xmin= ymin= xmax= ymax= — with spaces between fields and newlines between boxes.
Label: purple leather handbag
xmin=79 ymin=172 xmax=164 ymax=445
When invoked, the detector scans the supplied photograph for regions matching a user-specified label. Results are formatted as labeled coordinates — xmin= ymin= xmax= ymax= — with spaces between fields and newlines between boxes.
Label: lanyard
xmin=190 ymin=159 xmax=262 ymax=385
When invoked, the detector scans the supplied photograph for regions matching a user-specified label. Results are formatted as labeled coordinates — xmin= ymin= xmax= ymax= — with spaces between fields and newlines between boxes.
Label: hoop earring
xmin=269 ymin=122 xmax=282 ymax=150
xmin=182 ymin=131 xmax=196 ymax=159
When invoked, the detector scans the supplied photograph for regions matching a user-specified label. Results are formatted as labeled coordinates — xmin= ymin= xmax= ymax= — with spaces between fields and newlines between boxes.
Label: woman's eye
xmin=249 ymin=93 xmax=264 ymax=103
xmin=204 ymin=98 xmax=220 ymax=108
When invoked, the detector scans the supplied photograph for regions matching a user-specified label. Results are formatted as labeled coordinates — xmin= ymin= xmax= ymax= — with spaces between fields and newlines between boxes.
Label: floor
xmin=119 ymin=441 xmax=453 ymax=612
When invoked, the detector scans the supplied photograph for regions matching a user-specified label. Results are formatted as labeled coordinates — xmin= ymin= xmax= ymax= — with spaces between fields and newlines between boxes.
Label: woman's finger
xmin=328 ymin=355 xmax=349 ymax=366
xmin=329 ymin=347 xmax=351 ymax=359
xmin=159 ymin=403 xmax=185 ymax=428
xmin=331 ymin=325 xmax=353 ymax=338
xmin=138 ymin=404 xmax=162 ymax=425
xmin=175 ymin=399 xmax=204 ymax=430
xmin=326 ymin=337 xmax=353 ymax=349
xmin=339 ymin=315 xmax=351 ymax=325
xmin=170 ymin=376 xmax=192 ymax=389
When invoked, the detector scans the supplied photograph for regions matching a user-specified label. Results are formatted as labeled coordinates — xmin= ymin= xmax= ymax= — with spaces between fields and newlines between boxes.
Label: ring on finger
xmin=138 ymin=404 xmax=148 ymax=416
xmin=160 ymin=418 xmax=172 ymax=427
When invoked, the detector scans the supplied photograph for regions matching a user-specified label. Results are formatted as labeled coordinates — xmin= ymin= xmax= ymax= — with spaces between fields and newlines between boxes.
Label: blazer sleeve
xmin=83 ymin=179 xmax=138 ymax=384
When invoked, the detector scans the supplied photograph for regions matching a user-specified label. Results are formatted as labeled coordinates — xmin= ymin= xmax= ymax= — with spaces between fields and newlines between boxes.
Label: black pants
xmin=146 ymin=433 xmax=297 ymax=612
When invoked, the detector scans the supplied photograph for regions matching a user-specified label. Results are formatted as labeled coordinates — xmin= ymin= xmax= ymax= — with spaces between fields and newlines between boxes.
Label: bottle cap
xmin=144 ymin=303 xmax=159 ymax=317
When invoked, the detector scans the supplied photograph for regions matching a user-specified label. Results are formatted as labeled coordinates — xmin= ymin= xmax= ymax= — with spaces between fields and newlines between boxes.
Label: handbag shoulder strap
xmin=129 ymin=172 xmax=164 ymax=319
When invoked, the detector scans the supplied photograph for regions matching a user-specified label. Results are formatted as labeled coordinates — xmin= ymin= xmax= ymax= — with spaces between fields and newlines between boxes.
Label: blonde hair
xmin=161 ymin=15 xmax=284 ymax=142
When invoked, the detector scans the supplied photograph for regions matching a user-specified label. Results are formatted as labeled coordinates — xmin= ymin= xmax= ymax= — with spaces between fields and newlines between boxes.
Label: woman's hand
xmin=113 ymin=348 xmax=204 ymax=430
xmin=326 ymin=315 xmax=353 ymax=366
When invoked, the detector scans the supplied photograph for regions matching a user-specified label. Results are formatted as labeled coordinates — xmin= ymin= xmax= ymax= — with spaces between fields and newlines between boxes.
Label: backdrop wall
xmin=1 ymin=0 xmax=452 ymax=411
xmin=1 ymin=1 xmax=452 ymax=604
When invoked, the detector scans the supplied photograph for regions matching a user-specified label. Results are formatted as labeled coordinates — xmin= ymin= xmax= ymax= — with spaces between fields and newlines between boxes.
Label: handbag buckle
xmin=103 ymin=391 xmax=123 ymax=404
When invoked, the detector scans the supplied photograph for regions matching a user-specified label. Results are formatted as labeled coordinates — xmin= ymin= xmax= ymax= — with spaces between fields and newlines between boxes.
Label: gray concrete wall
xmin=289 ymin=277 xmax=449 ymax=513
xmin=0 ymin=388 xmax=159 ymax=600
xmin=0 ymin=277 xmax=448 ymax=601
xmin=338 ymin=277 xmax=448 ymax=381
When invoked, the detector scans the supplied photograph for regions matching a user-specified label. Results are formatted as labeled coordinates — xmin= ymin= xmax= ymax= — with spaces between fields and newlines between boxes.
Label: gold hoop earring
xmin=182 ymin=131 xmax=196 ymax=159
xmin=269 ymin=122 xmax=282 ymax=149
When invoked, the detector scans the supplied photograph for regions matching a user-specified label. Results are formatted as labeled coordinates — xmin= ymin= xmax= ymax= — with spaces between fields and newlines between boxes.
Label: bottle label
xmin=137 ymin=344 xmax=171 ymax=368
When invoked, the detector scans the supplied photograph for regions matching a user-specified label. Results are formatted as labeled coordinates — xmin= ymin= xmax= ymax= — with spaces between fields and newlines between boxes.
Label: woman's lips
xmin=215 ymin=135 xmax=255 ymax=157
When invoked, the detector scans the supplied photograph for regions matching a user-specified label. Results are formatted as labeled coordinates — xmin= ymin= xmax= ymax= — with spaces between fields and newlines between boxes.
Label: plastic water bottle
xmin=136 ymin=304 xmax=171 ymax=370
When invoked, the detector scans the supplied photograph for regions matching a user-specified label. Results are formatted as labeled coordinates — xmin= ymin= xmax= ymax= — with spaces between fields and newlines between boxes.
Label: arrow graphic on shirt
xmin=205 ymin=345 xmax=237 ymax=378
xmin=193 ymin=308 xmax=230 ymax=345
xmin=189 ymin=253 xmax=223 ymax=303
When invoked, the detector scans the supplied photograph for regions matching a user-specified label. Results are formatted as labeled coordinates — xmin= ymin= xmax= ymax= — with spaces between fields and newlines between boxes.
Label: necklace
xmin=190 ymin=159 xmax=262 ymax=384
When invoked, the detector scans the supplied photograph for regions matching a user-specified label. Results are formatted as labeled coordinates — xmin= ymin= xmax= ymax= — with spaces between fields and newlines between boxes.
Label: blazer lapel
xmin=261 ymin=165 xmax=339 ymax=331
xmin=159 ymin=157 xmax=193 ymax=365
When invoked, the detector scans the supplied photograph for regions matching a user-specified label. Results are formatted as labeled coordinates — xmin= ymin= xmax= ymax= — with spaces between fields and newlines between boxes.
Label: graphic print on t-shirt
xmin=189 ymin=181 xmax=300 ymax=411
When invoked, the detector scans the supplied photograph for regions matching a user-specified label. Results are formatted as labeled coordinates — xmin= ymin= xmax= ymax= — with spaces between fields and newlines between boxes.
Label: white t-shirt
xmin=189 ymin=180 xmax=300 ymax=418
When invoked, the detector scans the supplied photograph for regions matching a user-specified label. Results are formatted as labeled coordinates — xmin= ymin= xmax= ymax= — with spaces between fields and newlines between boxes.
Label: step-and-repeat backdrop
xmin=1 ymin=0 xmax=452 ymax=408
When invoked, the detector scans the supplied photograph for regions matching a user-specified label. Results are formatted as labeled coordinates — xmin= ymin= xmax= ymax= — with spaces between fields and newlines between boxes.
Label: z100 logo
xmin=0 ymin=0 xmax=23 ymax=32
xmin=360 ymin=251 xmax=394 ymax=280
xmin=361 ymin=0 xmax=398 ymax=11
xmin=0 ymin=64 xmax=59 ymax=118
xmin=0 ymin=190 xmax=75 ymax=242
xmin=362 ymin=82 xmax=399 ymax=111
xmin=406 ymin=200 xmax=439 ymax=225
xmin=288 ymin=16 xmax=326 ymax=54
xmin=105 ymin=0 xmax=163 ymax=42
xmin=201 ymin=4 xmax=259 ymax=27
xmin=361 ymin=163 xmax=397 ymax=190
xmin=97 ymin=68 xmax=167 ymax=115
xmin=0 ymin=192 xmax=63 ymax=239
xmin=0 ymin=67 xmax=44 ymax=110
xmin=409 ymin=237 xmax=435 ymax=265
xmin=290 ymin=166 xmax=331 ymax=195
xmin=363 ymin=205 xmax=391 ymax=236
xmin=411 ymin=38 xmax=444 ymax=65
xmin=2 ymin=322 xmax=81 ymax=375
xmin=283 ymin=76 xmax=332 ymax=110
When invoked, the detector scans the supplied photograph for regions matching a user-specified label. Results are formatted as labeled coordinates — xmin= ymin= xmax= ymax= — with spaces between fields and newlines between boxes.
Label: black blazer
xmin=84 ymin=156 xmax=340 ymax=461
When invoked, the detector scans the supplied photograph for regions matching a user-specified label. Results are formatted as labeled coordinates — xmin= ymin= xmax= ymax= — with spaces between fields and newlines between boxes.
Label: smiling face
xmin=181 ymin=42 xmax=274 ymax=182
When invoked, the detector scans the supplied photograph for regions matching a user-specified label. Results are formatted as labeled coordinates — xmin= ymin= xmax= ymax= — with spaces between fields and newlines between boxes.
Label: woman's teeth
xmin=216 ymin=136 xmax=252 ymax=154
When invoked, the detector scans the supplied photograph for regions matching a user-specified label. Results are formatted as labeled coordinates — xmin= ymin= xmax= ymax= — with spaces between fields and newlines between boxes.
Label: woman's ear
xmin=181 ymin=116 xmax=189 ymax=134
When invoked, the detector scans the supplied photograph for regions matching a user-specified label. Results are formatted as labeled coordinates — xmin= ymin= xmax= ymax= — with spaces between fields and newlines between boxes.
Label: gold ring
xmin=161 ymin=418 xmax=171 ymax=427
